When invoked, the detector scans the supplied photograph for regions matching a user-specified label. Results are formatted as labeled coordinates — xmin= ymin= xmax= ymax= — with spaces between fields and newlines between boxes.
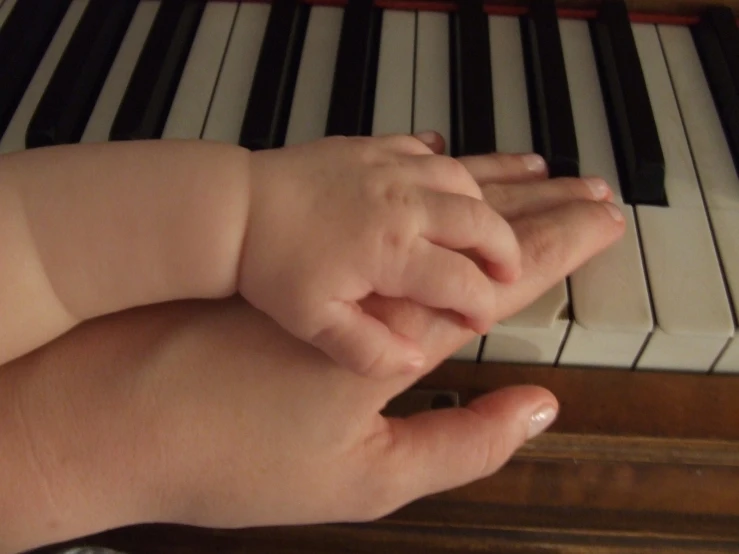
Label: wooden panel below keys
xmin=411 ymin=361 xmax=739 ymax=440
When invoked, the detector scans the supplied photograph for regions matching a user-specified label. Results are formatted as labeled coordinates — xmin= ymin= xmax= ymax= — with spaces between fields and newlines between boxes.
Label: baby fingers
xmin=419 ymin=190 xmax=522 ymax=284
xmin=390 ymin=242 xmax=501 ymax=334
xmin=369 ymin=190 xmax=521 ymax=333
xmin=310 ymin=302 xmax=428 ymax=377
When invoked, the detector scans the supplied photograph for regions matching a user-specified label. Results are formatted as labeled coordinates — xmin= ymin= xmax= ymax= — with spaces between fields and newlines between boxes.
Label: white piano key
xmin=161 ymin=2 xmax=237 ymax=139
xmin=659 ymin=27 xmax=739 ymax=215
xmin=706 ymin=209 xmax=739 ymax=372
xmin=284 ymin=6 xmax=342 ymax=146
xmin=448 ymin=339 xmax=479 ymax=362
xmin=658 ymin=24 xmax=739 ymax=373
xmin=490 ymin=15 xmax=568 ymax=330
xmin=372 ymin=9 xmax=414 ymax=136
xmin=715 ymin=337 xmax=739 ymax=372
xmin=632 ymin=23 xmax=733 ymax=371
xmin=413 ymin=10 xmax=479 ymax=361
xmin=556 ymin=18 xmax=652 ymax=368
xmin=481 ymin=323 xmax=570 ymax=365
xmin=481 ymin=287 xmax=571 ymax=365
xmin=201 ymin=2 xmax=270 ymax=144
xmin=0 ymin=0 xmax=88 ymax=154
xmin=413 ymin=11 xmax=450 ymax=154
xmin=489 ymin=15 xmax=531 ymax=154
xmin=636 ymin=29 xmax=708 ymax=211
xmin=450 ymin=339 xmax=481 ymax=363
xmin=0 ymin=0 xmax=17 ymax=28
xmin=560 ymin=327 xmax=651 ymax=368
xmin=480 ymin=15 xmax=569 ymax=365
xmin=81 ymin=1 xmax=160 ymax=143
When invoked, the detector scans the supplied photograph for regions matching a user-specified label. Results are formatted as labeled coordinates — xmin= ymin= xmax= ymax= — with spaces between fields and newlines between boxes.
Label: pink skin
xmin=0 ymin=134 xmax=623 ymax=552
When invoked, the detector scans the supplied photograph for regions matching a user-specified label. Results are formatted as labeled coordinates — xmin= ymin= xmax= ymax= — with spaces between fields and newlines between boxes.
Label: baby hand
xmin=238 ymin=134 xmax=521 ymax=377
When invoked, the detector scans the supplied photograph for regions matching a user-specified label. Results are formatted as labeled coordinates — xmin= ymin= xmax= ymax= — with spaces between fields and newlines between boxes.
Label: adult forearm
xmin=0 ymin=328 xmax=163 ymax=553
xmin=0 ymin=292 xmax=474 ymax=553
xmin=0 ymin=139 xmax=251 ymax=365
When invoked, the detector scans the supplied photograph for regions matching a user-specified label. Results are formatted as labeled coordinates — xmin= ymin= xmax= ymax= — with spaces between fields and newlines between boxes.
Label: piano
xmin=6 ymin=0 xmax=739 ymax=551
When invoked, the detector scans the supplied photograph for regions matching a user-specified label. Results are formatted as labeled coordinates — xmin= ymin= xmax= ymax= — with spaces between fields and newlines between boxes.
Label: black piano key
xmin=693 ymin=12 xmax=739 ymax=177
xmin=110 ymin=0 xmax=206 ymax=141
xmin=240 ymin=0 xmax=310 ymax=150
xmin=27 ymin=0 xmax=140 ymax=148
xmin=325 ymin=0 xmax=382 ymax=137
xmin=0 ymin=0 xmax=72 ymax=140
xmin=520 ymin=0 xmax=579 ymax=177
xmin=702 ymin=6 xmax=739 ymax=96
xmin=449 ymin=0 xmax=495 ymax=157
xmin=590 ymin=0 xmax=666 ymax=206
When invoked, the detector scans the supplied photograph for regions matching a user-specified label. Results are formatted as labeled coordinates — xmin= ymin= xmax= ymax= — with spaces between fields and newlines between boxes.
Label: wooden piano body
xmin=12 ymin=0 xmax=739 ymax=551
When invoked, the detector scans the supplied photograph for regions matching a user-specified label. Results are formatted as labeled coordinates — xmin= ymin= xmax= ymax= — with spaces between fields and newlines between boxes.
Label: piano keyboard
xmin=2 ymin=0 xmax=739 ymax=374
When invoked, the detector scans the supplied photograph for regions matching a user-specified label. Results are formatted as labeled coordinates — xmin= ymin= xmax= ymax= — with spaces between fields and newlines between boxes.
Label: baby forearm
xmin=0 ymin=139 xmax=250 ymax=365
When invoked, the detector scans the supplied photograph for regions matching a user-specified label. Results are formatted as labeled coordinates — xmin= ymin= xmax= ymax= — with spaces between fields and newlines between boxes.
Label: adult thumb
xmin=373 ymin=385 xmax=558 ymax=511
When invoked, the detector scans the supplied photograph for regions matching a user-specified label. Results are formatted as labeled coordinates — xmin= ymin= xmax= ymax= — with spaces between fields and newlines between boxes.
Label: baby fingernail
xmin=584 ymin=177 xmax=611 ymax=200
xmin=523 ymin=154 xmax=546 ymax=172
xmin=604 ymin=202 xmax=624 ymax=222
xmin=527 ymin=404 xmax=557 ymax=439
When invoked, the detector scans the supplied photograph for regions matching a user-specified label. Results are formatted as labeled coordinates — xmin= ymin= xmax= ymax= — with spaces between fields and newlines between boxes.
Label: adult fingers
xmin=457 ymin=152 xmax=548 ymax=184
xmin=484 ymin=176 xmax=613 ymax=220
xmin=405 ymin=151 xmax=552 ymax=200
xmin=358 ymin=385 xmax=558 ymax=518
xmin=494 ymin=200 xmax=625 ymax=322
xmin=411 ymin=131 xmax=551 ymax=187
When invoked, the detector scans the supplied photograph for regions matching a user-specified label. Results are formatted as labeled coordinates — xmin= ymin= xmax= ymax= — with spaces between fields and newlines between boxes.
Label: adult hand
xmin=0 ymin=141 xmax=624 ymax=553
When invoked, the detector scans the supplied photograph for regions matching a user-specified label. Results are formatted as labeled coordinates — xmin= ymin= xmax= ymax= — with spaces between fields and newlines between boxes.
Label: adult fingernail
xmin=523 ymin=154 xmax=546 ymax=172
xmin=527 ymin=404 xmax=557 ymax=439
xmin=584 ymin=177 xmax=611 ymax=200
xmin=603 ymin=202 xmax=624 ymax=222
xmin=413 ymin=131 xmax=438 ymax=147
